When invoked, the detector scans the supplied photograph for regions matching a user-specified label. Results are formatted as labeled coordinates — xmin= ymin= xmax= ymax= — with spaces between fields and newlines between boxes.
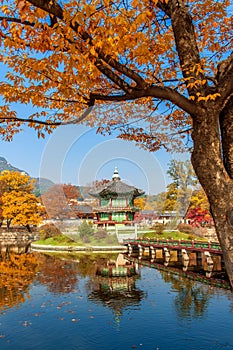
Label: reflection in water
xmin=89 ymin=254 xmax=145 ymax=323
xmin=0 ymin=252 xmax=38 ymax=310
xmin=37 ymin=254 xmax=78 ymax=294
xmin=160 ymin=271 xmax=211 ymax=318
xmin=0 ymin=252 xmax=233 ymax=350
xmin=36 ymin=253 xmax=145 ymax=325
xmin=0 ymin=251 xmax=230 ymax=320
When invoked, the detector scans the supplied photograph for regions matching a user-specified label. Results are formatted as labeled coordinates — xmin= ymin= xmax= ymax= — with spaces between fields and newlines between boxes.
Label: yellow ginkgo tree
xmin=0 ymin=1 xmax=233 ymax=286
xmin=0 ymin=171 xmax=42 ymax=230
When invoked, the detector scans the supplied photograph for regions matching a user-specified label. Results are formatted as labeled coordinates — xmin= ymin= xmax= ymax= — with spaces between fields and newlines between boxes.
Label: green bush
xmin=39 ymin=223 xmax=62 ymax=240
xmin=78 ymin=220 xmax=94 ymax=239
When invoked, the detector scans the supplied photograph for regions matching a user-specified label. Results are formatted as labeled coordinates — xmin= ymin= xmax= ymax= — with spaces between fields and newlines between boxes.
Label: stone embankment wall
xmin=0 ymin=228 xmax=39 ymax=253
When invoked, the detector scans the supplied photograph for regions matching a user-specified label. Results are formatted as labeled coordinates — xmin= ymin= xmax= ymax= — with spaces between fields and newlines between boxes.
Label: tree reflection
xmin=0 ymin=252 xmax=38 ymax=310
xmin=37 ymin=253 xmax=78 ymax=294
xmin=160 ymin=271 xmax=212 ymax=318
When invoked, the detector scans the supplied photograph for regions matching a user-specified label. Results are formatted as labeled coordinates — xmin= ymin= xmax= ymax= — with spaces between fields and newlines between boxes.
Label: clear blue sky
xmin=0 ymin=121 xmax=191 ymax=194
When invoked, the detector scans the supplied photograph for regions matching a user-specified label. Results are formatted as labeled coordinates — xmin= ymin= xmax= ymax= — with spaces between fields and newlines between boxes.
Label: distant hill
xmin=0 ymin=156 xmax=54 ymax=196
xmin=0 ymin=156 xmax=97 ymax=199
xmin=34 ymin=177 xmax=55 ymax=196
xmin=0 ymin=157 xmax=29 ymax=174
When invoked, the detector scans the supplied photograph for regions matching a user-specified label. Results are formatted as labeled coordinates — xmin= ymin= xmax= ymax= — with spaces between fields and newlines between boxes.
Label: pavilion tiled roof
xmin=89 ymin=179 xmax=144 ymax=198
xmin=89 ymin=168 xmax=144 ymax=198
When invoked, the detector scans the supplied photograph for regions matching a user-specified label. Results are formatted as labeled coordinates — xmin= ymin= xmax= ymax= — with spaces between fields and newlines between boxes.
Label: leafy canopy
xmin=0 ymin=0 xmax=232 ymax=149
xmin=0 ymin=170 xmax=42 ymax=228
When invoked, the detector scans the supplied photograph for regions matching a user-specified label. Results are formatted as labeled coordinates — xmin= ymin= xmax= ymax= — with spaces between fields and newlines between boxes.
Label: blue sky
xmin=1 ymin=122 xmax=180 ymax=194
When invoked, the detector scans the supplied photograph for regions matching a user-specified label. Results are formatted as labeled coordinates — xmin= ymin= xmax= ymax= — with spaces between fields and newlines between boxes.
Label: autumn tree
xmin=186 ymin=187 xmax=213 ymax=227
xmin=41 ymin=183 xmax=81 ymax=219
xmin=134 ymin=197 xmax=146 ymax=210
xmin=188 ymin=187 xmax=210 ymax=212
xmin=1 ymin=191 xmax=42 ymax=230
xmin=0 ymin=1 xmax=233 ymax=286
xmin=163 ymin=182 xmax=179 ymax=211
xmin=0 ymin=170 xmax=34 ymax=193
xmin=147 ymin=160 xmax=197 ymax=213
xmin=0 ymin=171 xmax=43 ymax=230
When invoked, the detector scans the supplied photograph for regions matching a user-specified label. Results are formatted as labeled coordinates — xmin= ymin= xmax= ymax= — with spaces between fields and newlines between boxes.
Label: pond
xmin=0 ymin=252 xmax=233 ymax=350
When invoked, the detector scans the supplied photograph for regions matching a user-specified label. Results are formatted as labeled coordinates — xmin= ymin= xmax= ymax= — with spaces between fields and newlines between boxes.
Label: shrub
xmin=39 ymin=223 xmax=62 ymax=240
xmin=188 ymin=234 xmax=196 ymax=240
xmin=177 ymin=223 xmax=194 ymax=234
xmin=150 ymin=223 xmax=165 ymax=235
xmin=78 ymin=220 xmax=94 ymax=239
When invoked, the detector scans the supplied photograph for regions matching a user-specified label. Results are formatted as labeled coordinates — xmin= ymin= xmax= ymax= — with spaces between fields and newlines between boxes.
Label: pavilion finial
xmin=112 ymin=166 xmax=121 ymax=181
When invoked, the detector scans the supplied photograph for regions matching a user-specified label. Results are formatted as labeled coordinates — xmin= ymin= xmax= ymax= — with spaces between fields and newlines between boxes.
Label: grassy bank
xmin=34 ymin=230 xmax=207 ymax=247
xmin=34 ymin=233 xmax=120 ymax=246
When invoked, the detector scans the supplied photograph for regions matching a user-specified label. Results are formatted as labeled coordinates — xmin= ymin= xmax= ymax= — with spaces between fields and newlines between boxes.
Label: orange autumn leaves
xmin=0 ymin=0 xmax=231 ymax=144
xmin=0 ymin=170 xmax=43 ymax=229
xmin=0 ymin=253 xmax=38 ymax=310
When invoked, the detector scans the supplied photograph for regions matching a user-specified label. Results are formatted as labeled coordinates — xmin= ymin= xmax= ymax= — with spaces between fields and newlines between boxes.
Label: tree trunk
xmin=6 ymin=219 xmax=11 ymax=230
xmin=220 ymin=95 xmax=233 ymax=179
xmin=191 ymin=107 xmax=233 ymax=289
xmin=26 ymin=224 xmax=31 ymax=233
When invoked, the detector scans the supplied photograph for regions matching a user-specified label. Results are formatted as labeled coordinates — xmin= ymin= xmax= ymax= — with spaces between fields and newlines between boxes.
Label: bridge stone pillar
xmin=163 ymin=248 xmax=170 ymax=266
xmin=181 ymin=249 xmax=190 ymax=271
xmin=128 ymin=244 xmax=133 ymax=256
xmin=204 ymin=251 xmax=214 ymax=277
xmin=150 ymin=246 xmax=155 ymax=262
xmin=138 ymin=244 xmax=143 ymax=260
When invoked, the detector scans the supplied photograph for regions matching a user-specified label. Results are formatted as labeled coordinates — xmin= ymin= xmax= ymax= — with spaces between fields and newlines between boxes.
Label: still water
xmin=1 ymin=252 xmax=233 ymax=350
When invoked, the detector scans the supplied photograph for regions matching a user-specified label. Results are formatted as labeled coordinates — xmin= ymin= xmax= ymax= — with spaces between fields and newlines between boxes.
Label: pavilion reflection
xmin=88 ymin=254 xmax=146 ymax=318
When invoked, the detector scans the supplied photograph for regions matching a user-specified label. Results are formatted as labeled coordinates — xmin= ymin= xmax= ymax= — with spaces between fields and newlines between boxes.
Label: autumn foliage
xmin=0 ymin=0 xmax=230 ymax=145
xmin=0 ymin=253 xmax=38 ymax=310
xmin=186 ymin=187 xmax=213 ymax=227
xmin=0 ymin=0 xmax=233 ymax=286
xmin=40 ymin=183 xmax=82 ymax=219
xmin=0 ymin=170 xmax=43 ymax=229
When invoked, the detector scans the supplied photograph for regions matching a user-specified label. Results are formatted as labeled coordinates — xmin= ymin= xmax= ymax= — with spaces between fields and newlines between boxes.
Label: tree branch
xmin=91 ymin=85 xmax=199 ymax=116
xmin=0 ymin=16 xmax=35 ymax=26
xmin=157 ymin=0 xmax=206 ymax=96
xmin=0 ymin=116 xmax=61 ymax=126
xmin=94 ymin=59 xmax=133 ymax=94
xmin=0 ymin=105 xmax=94 ymax=126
